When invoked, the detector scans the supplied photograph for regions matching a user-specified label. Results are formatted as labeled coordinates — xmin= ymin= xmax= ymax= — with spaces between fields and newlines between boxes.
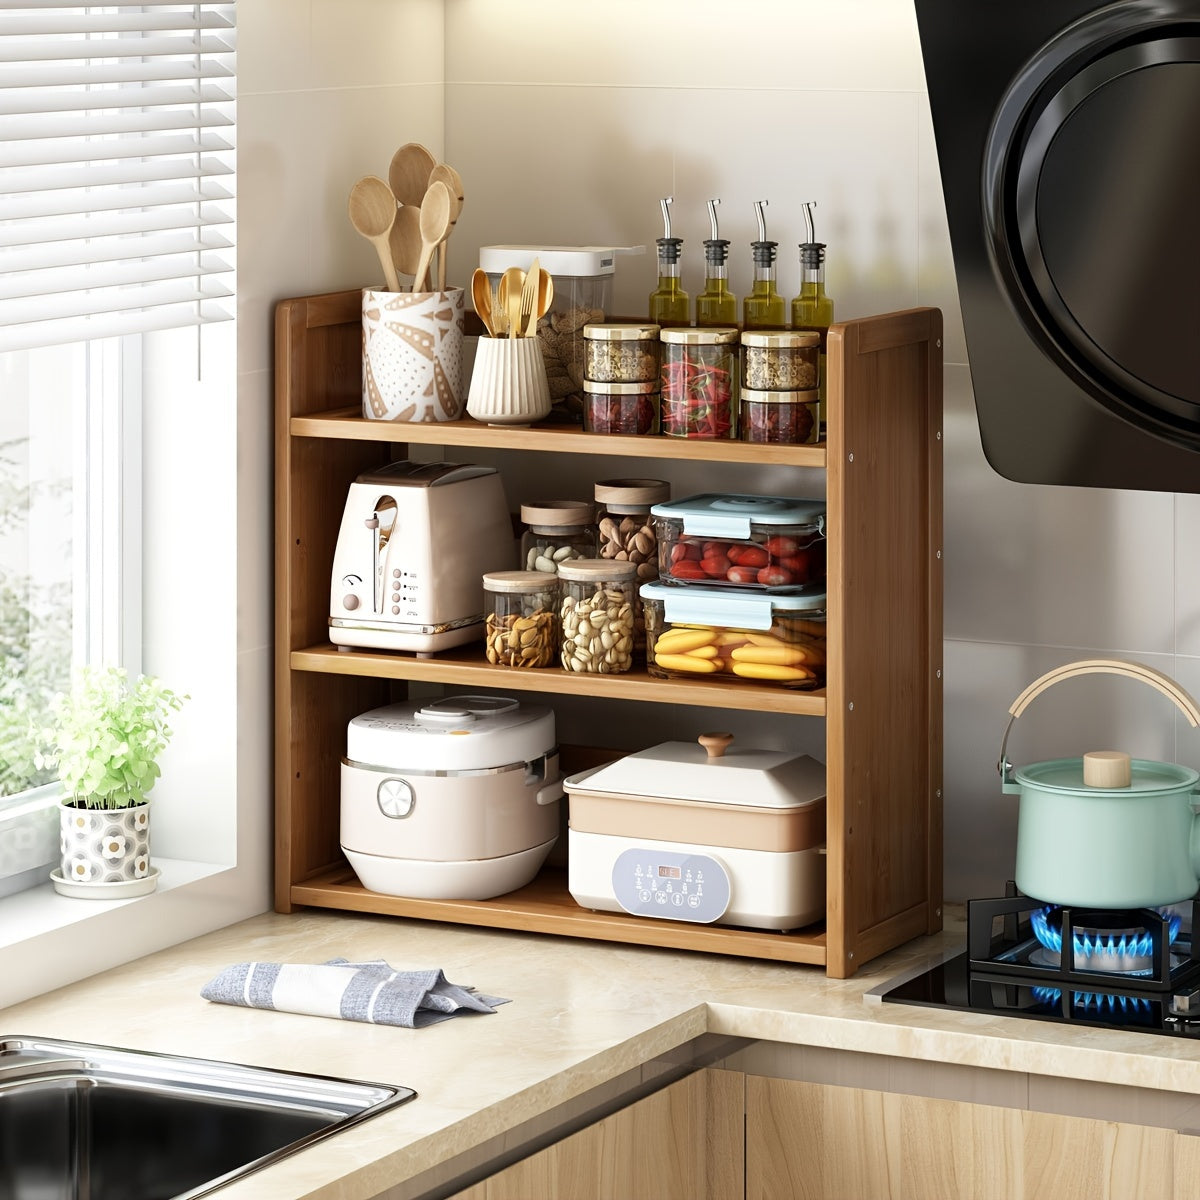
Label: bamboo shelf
xmin=274 ymin=287 xmax=944 ymax=978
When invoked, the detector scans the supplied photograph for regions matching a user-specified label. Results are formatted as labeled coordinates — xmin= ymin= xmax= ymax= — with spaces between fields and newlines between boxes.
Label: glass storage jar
xmin=594 ymin=478 xmax=670 ymax=584
xmin=520 ymin=500 xmax=599 ymax=573
xmin=582 ymin=379 xmax=660 ymax=436
xmin=660 ymin=327 xmax=739 ymax=439
xmin=557 ymin=559 xmax=638 ymax=675
xmin=740 ymin=388 xmax=820 ymax=444
xmin=740 ymin=330 xmax=820 ymax=391
xmin=583 ymin=323 xmax=661 ymax=383
xmin=482 ymin=570 xmax=559 ymax=668
xmin=641 ymin=580 xmax=826 ymax=690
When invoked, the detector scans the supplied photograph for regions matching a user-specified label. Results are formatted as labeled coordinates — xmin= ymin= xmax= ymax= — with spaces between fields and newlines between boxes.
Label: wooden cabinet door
xmin=746 ymin=1076 xmax=1175 ymax=1200
xmin=446 ymin=1068 xmax=742 ymax=1200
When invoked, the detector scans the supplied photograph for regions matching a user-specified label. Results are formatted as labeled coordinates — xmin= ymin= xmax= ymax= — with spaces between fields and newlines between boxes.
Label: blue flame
xmin=1029 ymin=906 xmax=1180 ymax=962
xmin=1030 ymin=985 xmax=1153 ymax=1016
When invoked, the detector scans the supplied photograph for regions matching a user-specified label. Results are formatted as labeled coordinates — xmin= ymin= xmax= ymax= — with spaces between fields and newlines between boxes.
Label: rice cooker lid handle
xmin=997 ymin=659 xmax=1200 ymax=787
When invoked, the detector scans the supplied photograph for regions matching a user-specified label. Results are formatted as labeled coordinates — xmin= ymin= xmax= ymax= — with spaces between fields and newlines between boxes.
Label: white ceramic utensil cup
xmin=362 ymin=286 xmax=465 ymax=422
xmin=466 ymin=335 xmax=552 ymax=426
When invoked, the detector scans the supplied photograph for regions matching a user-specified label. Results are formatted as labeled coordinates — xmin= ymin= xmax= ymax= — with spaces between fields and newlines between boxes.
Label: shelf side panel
xmin=825 ymin=308 xmax=944 ymax=978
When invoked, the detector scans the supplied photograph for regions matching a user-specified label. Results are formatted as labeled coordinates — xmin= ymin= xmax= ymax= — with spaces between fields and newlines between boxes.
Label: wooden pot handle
xmin=1008 ymin=659 xmax=1200 ymax=726
xmin=698 ymin=732 xmax=734 ymax=759
xmin=998 ymin=659 xmax=1200 ymax=783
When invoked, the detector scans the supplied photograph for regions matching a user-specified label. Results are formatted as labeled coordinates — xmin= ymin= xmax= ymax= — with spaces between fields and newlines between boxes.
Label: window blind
xmin=0 ymin=2 xmax=235 ymax=352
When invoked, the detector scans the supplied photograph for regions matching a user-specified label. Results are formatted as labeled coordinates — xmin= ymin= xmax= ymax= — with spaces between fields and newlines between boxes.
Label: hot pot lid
xmin=346 ymin=695 xmax=555 ymax=771
xmin=564 ymin=734 xmax=826 ymax=810
xmin=1015 ymin=757 xmax=1199 ymax=796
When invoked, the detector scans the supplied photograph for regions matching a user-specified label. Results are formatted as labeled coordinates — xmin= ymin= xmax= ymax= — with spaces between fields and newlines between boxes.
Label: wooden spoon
xmin=347 ymin=175 xmax=400 ymax=292
xmin=471 ymin=267 xmax=496 ymax=337
xmin=388 ymin=204 xmax=422 ymax=281
xmin=497 ymin=266 xmax=525 ymax=340
xmin=428 ymin=163 xmax=464 ymax=291
xmin=412 ymin=180 xmax=452 ymax=293
xmin=388 ymin=142 xmax=437 ymax=207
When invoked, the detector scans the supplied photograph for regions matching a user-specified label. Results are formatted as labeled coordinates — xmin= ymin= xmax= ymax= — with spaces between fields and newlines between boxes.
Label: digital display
xmin=658 ymin=865 xmax=681 ymax=879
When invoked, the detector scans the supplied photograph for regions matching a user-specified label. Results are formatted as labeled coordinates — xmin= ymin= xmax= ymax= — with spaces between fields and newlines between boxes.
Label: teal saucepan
xmin=999 ymin=659 xmax=1200 ymax=909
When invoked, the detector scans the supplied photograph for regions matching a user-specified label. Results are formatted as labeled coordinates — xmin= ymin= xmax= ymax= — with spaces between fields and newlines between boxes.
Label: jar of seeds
xmin=557 ymin=559 xmax=637 ymax=674
xmin=482 ymin=570 xmax=559 ymax=668
xmin=519 ymin=501 xmax=599 ymax=574
xmin=740 ymin=329 xmax=820 ymax=391
xmin=583 ymin=323 xmax=661 ymax=384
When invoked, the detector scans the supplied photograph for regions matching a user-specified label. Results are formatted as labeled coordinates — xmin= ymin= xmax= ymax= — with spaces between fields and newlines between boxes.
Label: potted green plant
xmin=42 ymin=665 xmax=186 ymax=897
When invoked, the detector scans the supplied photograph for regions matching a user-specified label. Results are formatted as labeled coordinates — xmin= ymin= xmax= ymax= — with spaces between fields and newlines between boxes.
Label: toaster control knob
xmin=343 ymin=594 xmax=360 ymax=611
xmin=377 ymin=778 xmax=415 ymax=819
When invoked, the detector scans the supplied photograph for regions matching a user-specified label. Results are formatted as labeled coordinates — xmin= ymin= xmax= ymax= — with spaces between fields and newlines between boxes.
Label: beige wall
xmin=239 ymin=0 xmax=1200 ymax=903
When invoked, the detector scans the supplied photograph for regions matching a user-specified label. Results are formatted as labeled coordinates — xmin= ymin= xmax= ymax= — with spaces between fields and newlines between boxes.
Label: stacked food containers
xmin=641 ymin=492 xmax=828 ymax=691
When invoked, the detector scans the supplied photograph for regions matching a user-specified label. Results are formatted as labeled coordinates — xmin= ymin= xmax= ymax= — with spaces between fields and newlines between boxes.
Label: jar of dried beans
xmin=740 ymin=329 xmax=820 ymax=391
xmin=660 ymin=326 xmax=739 ymax=439
xmin=583 ymin=322 xmax=660 ymax=383
xmin=519 ymin=501 xmax=599 ymax=574
xmin=582 ymin=380 xmax=660 ymax=435
xmin=740 ymin=388 xmax=820 ymax=444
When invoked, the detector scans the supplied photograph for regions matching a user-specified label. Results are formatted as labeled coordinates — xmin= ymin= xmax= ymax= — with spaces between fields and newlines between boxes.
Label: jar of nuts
xmin=519 ymin=501 xmax=599 ymax=574
xmin=740 ymin=329 xmax=820 ymax=391
xmin=582 ymin=379 xmax=661 ymax=436
xmin=557 ymin=559 xmax=637 ymax=675
xmin=482 ymin=570 xmax=559 ymax=669
xmin=593 ymin=479 xmax=669 ymax=584
xmin=583 ymin=323 xmax=661 ymax=384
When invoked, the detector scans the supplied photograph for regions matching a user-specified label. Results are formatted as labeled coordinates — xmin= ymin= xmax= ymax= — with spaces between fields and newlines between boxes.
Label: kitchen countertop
xmin=6 ymin=909 xmax=1200 ymax=1199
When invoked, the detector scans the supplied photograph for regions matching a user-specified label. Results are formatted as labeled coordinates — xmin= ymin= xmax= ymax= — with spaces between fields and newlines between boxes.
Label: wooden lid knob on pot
xmin=1083 ymin=750 xmax=1132 ymax=788
xmin=698 ymin=732 xmax=734 ymax=759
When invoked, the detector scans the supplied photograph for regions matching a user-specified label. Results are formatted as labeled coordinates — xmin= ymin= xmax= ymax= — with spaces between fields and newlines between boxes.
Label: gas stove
xmin=881 ymin=884 xmax=1200 ymax=1038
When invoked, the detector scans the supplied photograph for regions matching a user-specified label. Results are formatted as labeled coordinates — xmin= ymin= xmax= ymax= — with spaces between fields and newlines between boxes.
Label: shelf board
xmin=291 ymin=865 xmax=828 ymax=966
xmin=292 ymin=643 xmax=827 ymax=716
xmin=290 ymin=407 xmax=827 ymax=467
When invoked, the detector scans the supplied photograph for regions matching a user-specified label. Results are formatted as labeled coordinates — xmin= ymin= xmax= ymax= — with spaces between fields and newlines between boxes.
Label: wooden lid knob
xmin=698 ymin=732 xmax=734 ymax=759
xmin=1083 ymin=750 xmax=1132 ymax=789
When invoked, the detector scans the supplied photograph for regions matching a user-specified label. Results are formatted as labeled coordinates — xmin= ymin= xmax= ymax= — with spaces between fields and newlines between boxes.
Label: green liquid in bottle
xmin=649 ymin=274 xmax=690 ymax=327
xmin=743 ymin=278 xmax=786 ymax=330
xmin=696 ymin=277 xmax=736 ymax=327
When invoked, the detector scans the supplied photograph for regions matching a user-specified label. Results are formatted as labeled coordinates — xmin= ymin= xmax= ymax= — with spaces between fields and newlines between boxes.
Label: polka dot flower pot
xmin=58 ymin=802 xmax=154 ymax=895
xmin=362 ymin=286 xmax=465 ymax=422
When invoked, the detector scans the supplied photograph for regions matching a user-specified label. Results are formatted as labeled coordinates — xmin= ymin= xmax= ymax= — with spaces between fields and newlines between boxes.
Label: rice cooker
xmin=340 ymin=695 xmax=561 ymax=900
xmin=565 ymin=732 xmax=826 ymax=931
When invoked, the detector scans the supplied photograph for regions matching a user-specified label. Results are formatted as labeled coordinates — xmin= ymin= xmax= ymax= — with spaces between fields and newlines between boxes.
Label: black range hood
xmin=916 ymin=0 xmax=1200 ymax=492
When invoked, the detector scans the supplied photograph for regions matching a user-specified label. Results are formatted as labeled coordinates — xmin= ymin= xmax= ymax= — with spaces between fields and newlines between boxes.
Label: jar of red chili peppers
xmin=582 ymin=379 xmax=661 ymax=435
xmin=740 ymin=388 xmax=820 ymax=444
xmin=660 ymin=326 xmax=739 ymax=439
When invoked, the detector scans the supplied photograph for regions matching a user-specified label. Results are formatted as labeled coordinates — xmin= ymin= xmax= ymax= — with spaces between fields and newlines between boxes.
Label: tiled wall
xmin=240 ymin=0 xmax=1200 ymax=905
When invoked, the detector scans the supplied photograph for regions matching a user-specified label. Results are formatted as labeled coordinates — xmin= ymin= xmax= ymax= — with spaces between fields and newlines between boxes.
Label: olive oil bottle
xmin=648 ymin=196 xmax=689 ymax=327
xmin=790 ymin=202 xmax=835 ymax=424
xmin=695 ymin=198 xmax=736 ymax=327
xmin=742 ymin=199 xmax=785 ymax=330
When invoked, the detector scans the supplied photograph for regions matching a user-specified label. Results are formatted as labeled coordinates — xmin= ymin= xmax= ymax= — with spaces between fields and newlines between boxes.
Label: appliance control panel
xmin=611 ymin=848 xmax=730 ymax=924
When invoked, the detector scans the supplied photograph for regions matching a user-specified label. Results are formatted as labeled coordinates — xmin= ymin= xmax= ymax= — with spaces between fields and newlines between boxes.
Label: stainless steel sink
xmin=0 ymin=1035 xmax=416 ymax=1199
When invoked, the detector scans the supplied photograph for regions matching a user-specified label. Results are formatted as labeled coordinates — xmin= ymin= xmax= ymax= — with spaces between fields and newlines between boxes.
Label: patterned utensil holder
xmin=362 ymin=286 xmax=465 ymax=422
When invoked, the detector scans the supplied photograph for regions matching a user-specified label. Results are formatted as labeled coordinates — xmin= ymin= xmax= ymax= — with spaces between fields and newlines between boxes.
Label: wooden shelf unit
xmin=274 ymin=288 xmax=943 ymax=977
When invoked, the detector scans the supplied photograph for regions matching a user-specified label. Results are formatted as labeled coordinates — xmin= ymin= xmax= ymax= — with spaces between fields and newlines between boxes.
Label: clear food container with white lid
xmin=640 ymin=580 xmax=826 ymax=690
xmin=651 ymin=493 xmax=826 ymax=590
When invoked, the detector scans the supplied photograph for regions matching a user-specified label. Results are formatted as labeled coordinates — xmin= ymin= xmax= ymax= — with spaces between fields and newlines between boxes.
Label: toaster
xmin=329 ymin=460 xmax=516 ymax=653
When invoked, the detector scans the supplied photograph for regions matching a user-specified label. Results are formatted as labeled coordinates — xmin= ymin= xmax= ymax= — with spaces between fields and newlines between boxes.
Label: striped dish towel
xmin=200 ymin=958 xmax=510 ymax=1028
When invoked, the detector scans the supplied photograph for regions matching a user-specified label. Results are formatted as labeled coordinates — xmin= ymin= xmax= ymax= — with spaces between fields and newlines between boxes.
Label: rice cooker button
xmin=377 ymin=778 xmax=415 ymax=819
xmin=343 ymin=594 xmax=360 ymax=610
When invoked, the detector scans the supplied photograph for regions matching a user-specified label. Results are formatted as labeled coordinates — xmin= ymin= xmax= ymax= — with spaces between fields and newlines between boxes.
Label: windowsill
xmin=0 ymin=858 xmax=233 ymax=952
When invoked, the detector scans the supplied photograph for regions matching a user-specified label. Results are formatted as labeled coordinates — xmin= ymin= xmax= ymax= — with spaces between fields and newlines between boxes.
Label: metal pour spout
xmin=707 ymin=198 xmax=721 ymax=241
xmin=802 ymin=201 xmax=817 ymax=244
xmin=753 ymin=199 xmax=769 ymax=242
xmin=660 ymin=196 xmax=674 ymax=240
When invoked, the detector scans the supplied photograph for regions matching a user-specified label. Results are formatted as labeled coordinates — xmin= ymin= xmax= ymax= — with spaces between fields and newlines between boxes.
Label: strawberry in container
xmin=650 ymin=493 xmax=826 ymax=591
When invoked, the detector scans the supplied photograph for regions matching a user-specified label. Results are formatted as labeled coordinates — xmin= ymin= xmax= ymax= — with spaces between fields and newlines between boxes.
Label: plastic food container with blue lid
xmin=651 ymin=493 xmax=826 ymax=591
xmin=640 ymin=580 xmax=826 ymax=690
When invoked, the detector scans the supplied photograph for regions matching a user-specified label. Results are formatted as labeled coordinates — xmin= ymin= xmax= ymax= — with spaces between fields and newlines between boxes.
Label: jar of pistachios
xmin=740 ymin=329 xmax=820 ymax=391
xmin=583 ymin=322 xmax=661 ymax=384
xmin=483 ymin=570 xmax=559 ymax=668
xmin=519 ymin=500 xmax=599 ymax=574
xmin=557 ymin=559 xmax=637 ymax=674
